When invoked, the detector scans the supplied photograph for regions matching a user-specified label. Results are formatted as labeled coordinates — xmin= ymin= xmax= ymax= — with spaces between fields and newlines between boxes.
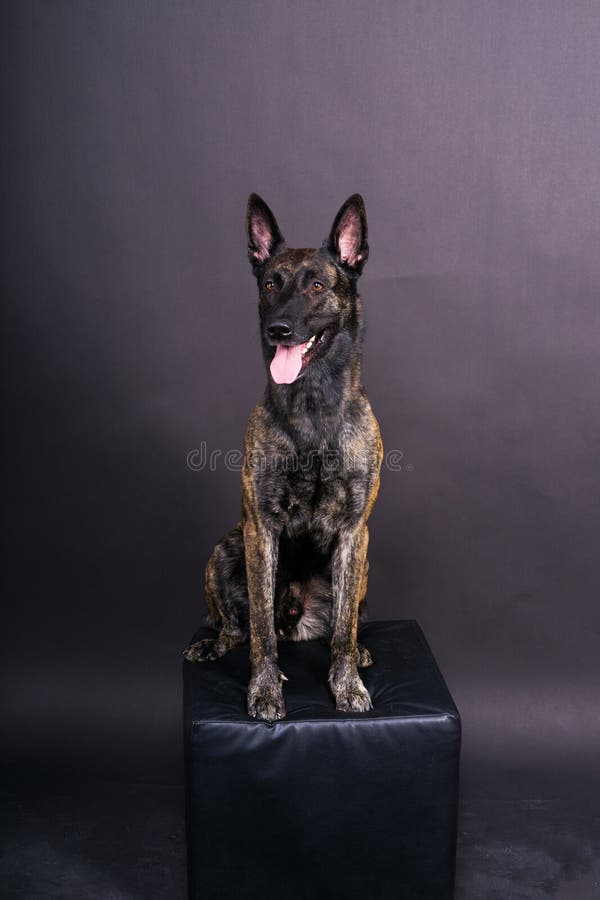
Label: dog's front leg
xmin=329 ymin=522 xmax=373 ymax=712
xmin=244 ymin=520 xmax=286 ymax=720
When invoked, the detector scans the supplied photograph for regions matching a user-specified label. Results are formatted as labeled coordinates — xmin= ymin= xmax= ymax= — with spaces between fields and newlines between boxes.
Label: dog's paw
xmin=356 ymin=643 xmax=373 ymax=668
xmin=183 ymin=638 xmax=222 ymax=662
xmin=334 ymin=678 xmax=373 ymax=712
xmin=330 ymin=663 xmax=373 ymax=713
xmin=247 ymin=670 xmax=287 ymax=721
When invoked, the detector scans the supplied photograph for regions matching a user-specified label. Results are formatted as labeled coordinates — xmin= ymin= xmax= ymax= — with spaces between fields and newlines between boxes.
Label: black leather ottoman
xmin=183 ymin=620 xmax=461 ymax=900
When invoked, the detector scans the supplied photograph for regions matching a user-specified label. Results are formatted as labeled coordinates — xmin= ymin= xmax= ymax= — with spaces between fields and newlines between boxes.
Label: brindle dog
xmin=184 ymin=193 xmax=383 ymax=720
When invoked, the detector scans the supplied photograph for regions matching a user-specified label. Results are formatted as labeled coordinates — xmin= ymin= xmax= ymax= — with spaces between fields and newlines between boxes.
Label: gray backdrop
xmin=3 ymin=0 xmax=599 ymax=784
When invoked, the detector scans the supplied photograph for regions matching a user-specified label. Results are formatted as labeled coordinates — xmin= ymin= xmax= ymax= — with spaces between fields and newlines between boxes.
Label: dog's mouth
xmin=269 ymin=328 xmax=332 ymax=385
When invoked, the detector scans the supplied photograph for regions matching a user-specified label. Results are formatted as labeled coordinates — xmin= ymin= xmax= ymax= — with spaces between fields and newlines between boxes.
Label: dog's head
xmin=246 ymin=194 xmax=369 ymax=386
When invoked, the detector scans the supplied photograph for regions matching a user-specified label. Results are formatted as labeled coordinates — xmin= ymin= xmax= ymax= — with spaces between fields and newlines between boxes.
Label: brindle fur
xmin=275 ymin=574 xmax=372 ymax=668
xmin=184 ymin=193 xmax=383 ymax=720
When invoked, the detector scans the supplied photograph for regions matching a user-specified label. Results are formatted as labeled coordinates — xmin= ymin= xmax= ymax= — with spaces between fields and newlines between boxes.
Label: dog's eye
xmin=264 ymin=281 xmax=276 ymax=292
xmin=312 ymin=281 xmax=324 ymax=292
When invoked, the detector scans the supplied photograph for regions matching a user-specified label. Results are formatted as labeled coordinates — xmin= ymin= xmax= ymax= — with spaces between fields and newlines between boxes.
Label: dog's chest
xmin=258 ymin=453 xmax=367 ymax=541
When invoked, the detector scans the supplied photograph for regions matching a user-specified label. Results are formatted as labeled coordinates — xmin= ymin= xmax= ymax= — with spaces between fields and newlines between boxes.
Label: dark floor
xmin=1 ymin=770 xmax=599 ymax=900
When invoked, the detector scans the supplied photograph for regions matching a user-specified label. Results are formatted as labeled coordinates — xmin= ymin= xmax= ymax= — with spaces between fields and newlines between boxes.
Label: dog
xmin=184 ymin=193 xmax=382 ymax=720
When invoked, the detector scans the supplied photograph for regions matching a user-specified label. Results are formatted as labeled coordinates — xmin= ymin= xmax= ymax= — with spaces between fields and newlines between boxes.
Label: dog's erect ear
xmin=325 ymin=194 xmax=369 ymax=275
xmin=246 ymin=193 xmax=285 ymax=274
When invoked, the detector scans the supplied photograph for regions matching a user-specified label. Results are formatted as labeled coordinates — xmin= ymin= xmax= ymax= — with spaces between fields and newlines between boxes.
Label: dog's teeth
xmin=303 ymin=335 xmax=316 ymax=355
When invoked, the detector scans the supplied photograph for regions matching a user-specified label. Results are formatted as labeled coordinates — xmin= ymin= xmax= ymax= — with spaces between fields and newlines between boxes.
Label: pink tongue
xmin=270 ymin=343 xmax=305 ymax=384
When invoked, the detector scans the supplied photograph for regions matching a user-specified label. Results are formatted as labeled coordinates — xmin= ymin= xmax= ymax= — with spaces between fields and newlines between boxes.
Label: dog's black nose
xmin=267 ymin=320 xmax=293 ymax=342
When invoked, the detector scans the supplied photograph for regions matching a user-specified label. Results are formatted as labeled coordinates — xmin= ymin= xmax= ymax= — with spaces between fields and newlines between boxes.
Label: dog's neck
xmin=263 ymin=304 xmax=364 ymax=449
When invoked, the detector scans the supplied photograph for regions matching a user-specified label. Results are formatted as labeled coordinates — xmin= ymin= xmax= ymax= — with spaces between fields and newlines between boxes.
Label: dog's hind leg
xmin=356 ymin=558 xmax=373 ymax=667
xmin=356 ymin=644 xmax=373 ymax=668
xmin=184 ymin=524 xmax=249 ymax=662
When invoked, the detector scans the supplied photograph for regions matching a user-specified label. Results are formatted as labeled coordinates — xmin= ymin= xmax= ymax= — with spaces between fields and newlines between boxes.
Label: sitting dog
xmin=184 ymin=193 xmax=382 ymax=720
